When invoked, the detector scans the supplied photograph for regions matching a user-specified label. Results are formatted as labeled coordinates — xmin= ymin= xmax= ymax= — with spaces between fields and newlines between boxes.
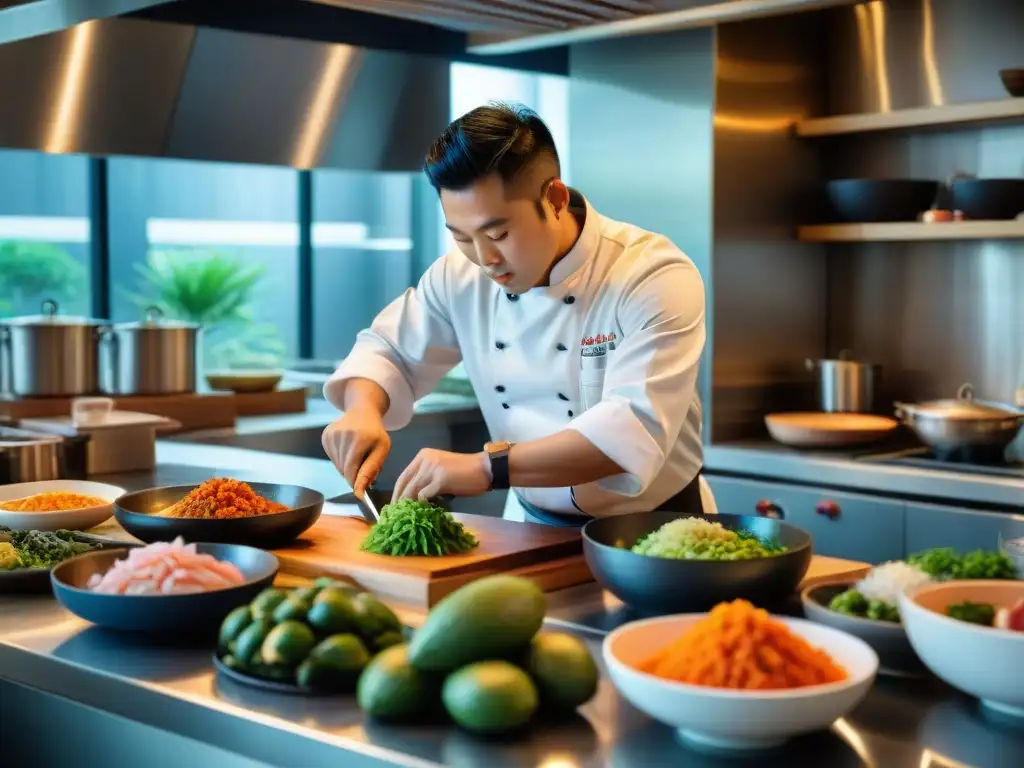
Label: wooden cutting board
xmin=799 ymin=555 xmax=871 ymax=589
xmin=273 ymin=512 xmax=589 ymax=607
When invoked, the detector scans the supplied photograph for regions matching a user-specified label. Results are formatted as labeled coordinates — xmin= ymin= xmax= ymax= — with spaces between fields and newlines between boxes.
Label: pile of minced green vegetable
xmin=828 ymin=547 xmax=1018 ymax=624
xmin=630 ymin=518 xmax=786 ymax=561
xmin=360 ymin=499 xmax=478 ymax=557
xmin=0 ymin=525 xmax=100 ymax=570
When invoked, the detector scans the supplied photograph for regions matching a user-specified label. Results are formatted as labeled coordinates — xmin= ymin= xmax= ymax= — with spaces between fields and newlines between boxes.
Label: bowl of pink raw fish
xmin=51 ymin=537 xmax=278 ymax=633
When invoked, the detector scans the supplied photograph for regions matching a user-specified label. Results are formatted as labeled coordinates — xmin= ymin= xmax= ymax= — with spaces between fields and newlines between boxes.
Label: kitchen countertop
xmin=704 ymin=441 xmax=1024 ymax=510
xmin=3 ymin=446 xmax=1024 ymax=767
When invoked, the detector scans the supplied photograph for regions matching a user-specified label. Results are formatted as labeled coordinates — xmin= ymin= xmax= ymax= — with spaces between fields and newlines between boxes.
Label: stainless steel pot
xmin=0 ymin=428 xmax=62 ymax=483
xmin=895 ymin=383 xmax=1023 ymax=453
xmin=805 ymin=350 xmax=880 ymax=413
xmin=107 ymin=306 xmax=201 ymax=395
xmin=0 ymin=300 xmax=106 ymax=397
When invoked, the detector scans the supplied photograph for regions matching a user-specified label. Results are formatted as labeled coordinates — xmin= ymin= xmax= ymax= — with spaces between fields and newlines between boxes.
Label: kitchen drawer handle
xmin=816 ymin=500 xmax=841 ymax=521
xmin=755 ymin=500 xmax=784 ymax=520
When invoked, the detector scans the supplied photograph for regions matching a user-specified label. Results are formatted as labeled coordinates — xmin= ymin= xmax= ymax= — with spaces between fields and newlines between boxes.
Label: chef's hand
xmin=322 ymin=405 xmax=391 ymax=498
xmin=393 ymin=449 xmax=491 ymax=502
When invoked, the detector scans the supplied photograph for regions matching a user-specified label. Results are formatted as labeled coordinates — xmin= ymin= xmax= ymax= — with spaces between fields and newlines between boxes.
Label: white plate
xmin=0 ymin=480 xmax=125 ymax=532
xmin=603 ymin=613 xmax=878 ymax=752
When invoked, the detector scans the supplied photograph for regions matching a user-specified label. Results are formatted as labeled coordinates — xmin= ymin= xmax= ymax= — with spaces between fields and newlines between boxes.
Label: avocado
xmin=298 ymin=634 xmax=372 ymax=691
xmin=442 ymin=661 xmax=538 ymax=735
xmin=408 ymin=576 xmax=545 ymax=672
xmin=357 ymin=644 xmax=437 ymax=721
xmin=233 ymin=618 xmax=274 ymax=666
xmin=372 ymin=631 xmax=405 ymax=652
xmin=352 ymin=592 xmax=402 ymax=637
xmin=524 ymin=632 xmax=599 ymax=711
xmin=272 ymin=594 xmax=312 ymax=624
xmin=261 ymin=620 xmax=317 ymax=668
xmin=307 ymin=591 xmax=360 ymax=636
xmin=250 ymin=588 xmax=287 ymax=620
xmin=218 ymin=605 xmax=252 ymax=654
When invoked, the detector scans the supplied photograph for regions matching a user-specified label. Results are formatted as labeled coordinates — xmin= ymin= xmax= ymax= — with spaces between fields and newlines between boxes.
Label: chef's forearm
xmin=343 ymin=377 xmax=391 ymax=418
xmin=506 ymin=430 xmax=624 ymax=488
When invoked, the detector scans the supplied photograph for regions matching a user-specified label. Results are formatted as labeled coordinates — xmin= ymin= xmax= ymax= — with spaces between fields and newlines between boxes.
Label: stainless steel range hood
xmin=0 ymin=8 xmax=449 ymax=170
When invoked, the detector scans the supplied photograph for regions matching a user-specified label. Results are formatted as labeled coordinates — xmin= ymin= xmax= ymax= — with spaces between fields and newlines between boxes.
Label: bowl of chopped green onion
xmin=582 ymin=513 xmax=811 ymax=615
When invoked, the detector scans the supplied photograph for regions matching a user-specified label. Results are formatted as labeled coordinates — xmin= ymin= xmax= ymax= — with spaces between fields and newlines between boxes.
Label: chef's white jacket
xmin=325 ymin=190 xmax=705 ymax=517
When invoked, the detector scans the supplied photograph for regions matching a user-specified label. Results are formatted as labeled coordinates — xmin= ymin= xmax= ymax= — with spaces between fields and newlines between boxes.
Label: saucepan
xmin=894 ymin=383 xmax=1023 ymax=454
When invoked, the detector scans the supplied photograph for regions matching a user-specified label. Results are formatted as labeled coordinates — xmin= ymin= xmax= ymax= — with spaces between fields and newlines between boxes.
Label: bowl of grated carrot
xmin=603 ymin=599 xmax=878 ymax=752
xmin=0 ymin=480 xmax=125 ymax=532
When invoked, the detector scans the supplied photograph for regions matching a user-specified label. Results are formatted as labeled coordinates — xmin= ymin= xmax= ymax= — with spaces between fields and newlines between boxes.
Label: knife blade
xmin=359 ymin=485 xmax=382 ymax=524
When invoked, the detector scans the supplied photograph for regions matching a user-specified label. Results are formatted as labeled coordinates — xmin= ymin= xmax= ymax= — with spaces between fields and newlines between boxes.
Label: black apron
xmin=517 ymin=471 xmax=704 ymax=528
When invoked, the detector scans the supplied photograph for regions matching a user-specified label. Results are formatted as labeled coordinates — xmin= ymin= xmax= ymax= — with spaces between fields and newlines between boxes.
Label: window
xmin=107 ymin=157 xmax=299 ymax=369
xmin=0 ymin=150 xmax=91 ymax=319
xmin=312 ymin=170 xmax=416 ymax=361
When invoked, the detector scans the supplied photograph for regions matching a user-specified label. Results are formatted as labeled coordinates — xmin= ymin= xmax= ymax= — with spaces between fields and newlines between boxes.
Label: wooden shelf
xmin=796 ymin=98 xmax=1024 ymax=137
xmin=798 ymin=220 xmax=1024 ymax=243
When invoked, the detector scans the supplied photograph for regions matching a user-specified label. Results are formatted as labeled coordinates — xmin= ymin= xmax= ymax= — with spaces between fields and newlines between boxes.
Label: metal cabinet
xmin=905 ymin=502 xmax=1024 ymax=554
xmin=704 ymin=474 xmax=905 ymax=564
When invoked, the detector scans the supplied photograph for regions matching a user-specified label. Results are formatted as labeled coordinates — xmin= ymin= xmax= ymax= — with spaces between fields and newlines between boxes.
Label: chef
xmin=321 ymin=102 xmax=707 ymax=526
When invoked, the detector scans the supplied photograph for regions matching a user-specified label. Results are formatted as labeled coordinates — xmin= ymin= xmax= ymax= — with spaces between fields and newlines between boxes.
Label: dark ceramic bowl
xmin=826 ymin=179 xmax=939 ymax=223
xmin=582 ymin=512 xmax=812 ymax=615
xmin=51 ymin=543 xmax=278 ymax=633
xmin=802 ymin=582 xmax=925 ymax=676
xmin=115 ymin=483 xmax=324 ymax=549
xmin=950 ymin=179 xmax=1024 ymax=220
xmin=999 ymin=68 xmax=1024 ymax=97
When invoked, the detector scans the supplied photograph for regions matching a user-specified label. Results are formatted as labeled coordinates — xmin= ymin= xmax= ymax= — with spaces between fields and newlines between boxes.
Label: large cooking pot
xmin=107 ymin=306 xmax=200 ymax=395
xmin=805 ymin=350 xmax=880 ymax=413
xmin=0 ymin=300 xmax=106 ymax=397
xmin=895 ymin=383 xmax=1023 ymax=454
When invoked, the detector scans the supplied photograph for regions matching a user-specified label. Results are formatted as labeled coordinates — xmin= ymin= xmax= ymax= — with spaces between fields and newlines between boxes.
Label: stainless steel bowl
xmin=0 ymin=429 xmax=62 ymax=483
xmin=895 ymin=383 xmax=1023 ymax=453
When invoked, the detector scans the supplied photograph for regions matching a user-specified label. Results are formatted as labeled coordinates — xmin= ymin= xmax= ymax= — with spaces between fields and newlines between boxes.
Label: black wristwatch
xmin=483 ymin=441 xmax=514 ymax=490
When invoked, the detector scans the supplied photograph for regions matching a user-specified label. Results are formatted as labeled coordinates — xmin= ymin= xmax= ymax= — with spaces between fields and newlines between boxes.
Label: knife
xmin=358 ymin=485 xmax=383 ymax=524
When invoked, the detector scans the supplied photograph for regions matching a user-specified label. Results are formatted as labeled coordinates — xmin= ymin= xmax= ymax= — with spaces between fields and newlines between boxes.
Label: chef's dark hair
xmin=424 ymin=102 xmax=560 ymax=195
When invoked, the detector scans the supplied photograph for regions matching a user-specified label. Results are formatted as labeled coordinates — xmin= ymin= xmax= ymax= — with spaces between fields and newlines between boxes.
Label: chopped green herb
xmin=359 ymin=500 xmax=478 ymax=557
xmin=0 ymin=525 xmax=99 ymax=570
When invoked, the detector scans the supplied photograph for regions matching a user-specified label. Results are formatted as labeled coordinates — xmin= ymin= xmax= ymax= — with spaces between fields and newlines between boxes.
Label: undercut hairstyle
xmin=424 ymin=102 xmax=561 ymax=194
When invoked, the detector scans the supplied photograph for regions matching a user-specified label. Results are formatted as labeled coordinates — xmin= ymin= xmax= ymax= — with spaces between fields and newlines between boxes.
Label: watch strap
xmin=485 ymin=442 xmax=513 ymax=490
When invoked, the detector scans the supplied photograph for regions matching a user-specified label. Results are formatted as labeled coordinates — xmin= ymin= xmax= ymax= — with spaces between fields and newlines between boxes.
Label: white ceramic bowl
xmin=0 ymin=480 xmax=124 ymax=532
xmin=900 ymin=580 xmax=1024 ymax=718
xmin=603 ymin=613 xmax=878 ymax=752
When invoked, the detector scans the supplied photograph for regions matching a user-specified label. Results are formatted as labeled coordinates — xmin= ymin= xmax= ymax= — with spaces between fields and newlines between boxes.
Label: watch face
xmin=485 ymin=441 xmax=512 ymax=455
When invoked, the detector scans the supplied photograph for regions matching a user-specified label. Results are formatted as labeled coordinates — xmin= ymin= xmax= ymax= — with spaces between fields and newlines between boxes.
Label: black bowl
xmin=51 ymin=543 xmax=279 ymax=633
xmin=581 ymin=512 xmax=812 ymax=615
xmin=826 ymin=179 xmax=939 ymax=223
xmin=114 ymin=483 xmax=324 ymax=549
xmin=1000 ymin=68 xmax=1024 ymax=97
xmin=950 ymin=178 xmax=1024 ymax=220
xmin=801 ymin=582 xmax=925 ymax=676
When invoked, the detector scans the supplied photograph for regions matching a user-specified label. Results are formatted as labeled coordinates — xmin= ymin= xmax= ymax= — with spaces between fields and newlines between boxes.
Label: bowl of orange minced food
xmin=0 ymin=480 xmax=125 ymax=532
xmin=114 ymin=478 xmax=323 ymax=549
xmin=603 ymin=599 xmax=878 ymax=753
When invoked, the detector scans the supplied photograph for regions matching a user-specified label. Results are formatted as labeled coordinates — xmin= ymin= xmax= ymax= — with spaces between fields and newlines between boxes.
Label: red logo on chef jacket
xmin=581 ymin=332 xmax=616 ymax=357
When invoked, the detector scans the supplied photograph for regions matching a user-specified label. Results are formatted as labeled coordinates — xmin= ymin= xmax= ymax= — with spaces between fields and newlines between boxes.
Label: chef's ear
xmin=545 ymin=179 xmax=570 ymax=218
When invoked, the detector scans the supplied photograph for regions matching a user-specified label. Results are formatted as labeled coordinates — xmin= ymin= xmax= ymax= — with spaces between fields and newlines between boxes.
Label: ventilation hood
xmin=0 ymin=2 xmax=450 ymax=170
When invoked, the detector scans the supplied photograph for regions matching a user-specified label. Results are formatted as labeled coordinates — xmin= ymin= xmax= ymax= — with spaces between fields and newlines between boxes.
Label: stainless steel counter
xmin=3 ymin=445 xmax=1024 ymax=767
xmin=705 ymin=442 xmax=1024 ymax=510
xmin=4 ymin=582 xmax=1024 ymax=768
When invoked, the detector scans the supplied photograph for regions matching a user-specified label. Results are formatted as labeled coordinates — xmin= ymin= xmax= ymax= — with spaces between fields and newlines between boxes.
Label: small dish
xmin=206 ymin=370 xmax=283 ymax=394
xmin=212 ymin=653 xmax=331 ymax=696
xmin=603 ymin=613 xmax=878 ymax=752
xmin=802 ymin=582 xmax=924 ymax=676
xmin=0 ymin=480 xmax=125 ymax=532
xmin=51 ymin=543 xmax=279 ymax=633
xmin=114 ymin=482 xmax=323 ymax=549
xmin=900 ymin=580 xmax=1024 ymax=718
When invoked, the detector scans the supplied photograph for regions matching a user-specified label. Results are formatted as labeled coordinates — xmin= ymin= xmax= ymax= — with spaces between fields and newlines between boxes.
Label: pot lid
xmin=114 ymin=306 xmax=200 ymax=331
xmin=1 ymin=299 xmax=104 ymax=327
xmin=908 ymin=384 xmax=1021 ymax=420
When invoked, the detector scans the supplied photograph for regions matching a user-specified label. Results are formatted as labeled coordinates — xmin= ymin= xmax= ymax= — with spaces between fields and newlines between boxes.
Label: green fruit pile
xmin=357 ymin=575 xmax=599 ymax=736
xmin=217 ymin=577 xmax=404 ymax=692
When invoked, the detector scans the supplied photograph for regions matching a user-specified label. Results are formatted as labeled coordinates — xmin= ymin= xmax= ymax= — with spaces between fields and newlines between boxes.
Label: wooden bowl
xmin=206 ymin=370 xmax=283 ymax=393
